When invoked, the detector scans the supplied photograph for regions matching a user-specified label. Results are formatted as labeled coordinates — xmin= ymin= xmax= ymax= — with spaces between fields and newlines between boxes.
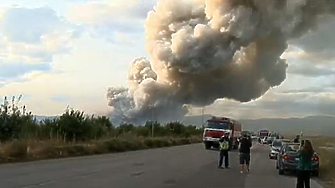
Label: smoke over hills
xmin=107 ymin=0 xmax=335 ymax=124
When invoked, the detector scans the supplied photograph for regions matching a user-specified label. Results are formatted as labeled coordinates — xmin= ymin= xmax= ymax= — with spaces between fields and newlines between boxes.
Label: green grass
xmin=0 ymin=136 xmax=202 ymax=163
xmin=305 ymin=136 xmax=335 ymax=187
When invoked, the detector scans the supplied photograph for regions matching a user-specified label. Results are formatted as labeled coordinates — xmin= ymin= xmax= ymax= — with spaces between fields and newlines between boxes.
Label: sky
xmin=0 ymin=0 xmax=334 ymax=119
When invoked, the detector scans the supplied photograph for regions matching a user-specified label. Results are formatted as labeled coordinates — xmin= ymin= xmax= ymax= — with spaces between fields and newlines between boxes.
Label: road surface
xmin=0 ymin=143 xmax=324 ymax=188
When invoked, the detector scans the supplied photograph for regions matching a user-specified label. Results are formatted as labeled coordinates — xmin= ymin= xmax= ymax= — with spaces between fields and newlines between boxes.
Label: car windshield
xmin=273 ymin=141 xmax=282 ymax=147
xmin=259 ymin=132 xmax=269 ymax=137
xmin=287 ymin=145 xmax=300 ymax=152
xmin=206 ymin=121 xmax=230 ymax=129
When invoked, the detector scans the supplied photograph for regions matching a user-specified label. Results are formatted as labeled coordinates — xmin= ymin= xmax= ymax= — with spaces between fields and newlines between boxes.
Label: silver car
xmin=269 ymin=139 xmax=283 ymax=159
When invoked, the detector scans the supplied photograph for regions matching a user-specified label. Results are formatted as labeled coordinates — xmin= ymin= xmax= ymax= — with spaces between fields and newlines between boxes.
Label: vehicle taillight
xmin=312 ymin=157 xmax=319 ymax=162
xmin=283 ymin=156 xmax=290 ymax=161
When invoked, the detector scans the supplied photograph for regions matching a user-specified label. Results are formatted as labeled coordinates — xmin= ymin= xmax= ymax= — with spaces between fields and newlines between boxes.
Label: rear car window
xmin=287 ymin=145 xmax=300 ymax=152
xmin=273 ymin=141 xmax=282 ymax=147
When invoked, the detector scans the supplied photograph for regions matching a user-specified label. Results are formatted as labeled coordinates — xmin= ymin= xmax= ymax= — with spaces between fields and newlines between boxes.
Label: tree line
xmin=0 ymin=96 xmax=203 ymax=142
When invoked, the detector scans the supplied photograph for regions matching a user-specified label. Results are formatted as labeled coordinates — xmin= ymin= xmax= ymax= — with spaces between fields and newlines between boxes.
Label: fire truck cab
xmin=203 ymin=116 xmax=242 ymax=150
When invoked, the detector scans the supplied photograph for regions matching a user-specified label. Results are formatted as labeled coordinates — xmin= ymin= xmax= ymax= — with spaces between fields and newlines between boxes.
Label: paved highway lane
xmin=0 ymin=143 xmax=324 ymax=188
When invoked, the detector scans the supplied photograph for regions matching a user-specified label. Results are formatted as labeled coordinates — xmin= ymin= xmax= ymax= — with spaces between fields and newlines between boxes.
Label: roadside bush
xmin=0 ymin=149 xmax=6 ymax=162
xmin=134 ymin=126 xmax=151 ymax=137
xmin=64 ymin=145 xmax=86 ymax=156
xmin=181 ymin=138 xmax=191 ymax=145
xmin=152 ymin=139 xmax=164 ymax=148
xmin=144 ymin=138 xmax=155 ymax=148
xmin=6 ymin=140 xmax=28 ymax=159
xmin=0 ymin=96 xmax=36 ymax=141
xmin=104 ymin=139 xmax=128 ymax=152
xmin=40 ymin=145 xmax=59 ymax=158
xmin=0 ymin=96 xmax=203 ymax=143
xmin=92 ymin=141 xmax=108 ymax=154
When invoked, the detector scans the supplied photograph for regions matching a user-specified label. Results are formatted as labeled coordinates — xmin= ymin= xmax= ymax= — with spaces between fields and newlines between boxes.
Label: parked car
xmin=261 ymin=136 xmax=268 ymax=144
xmin=269 ymin=139 xmax=283 ymax=159
xmin=266 ymin=136 xmax=275 ymax=144
xmin=280 ymin=139 xmax=290 ymax=144
xmin=276 ymin=143 xmax=319 ymax=176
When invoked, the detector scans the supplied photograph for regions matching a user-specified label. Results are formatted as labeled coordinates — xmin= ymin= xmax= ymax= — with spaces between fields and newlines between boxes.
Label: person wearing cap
xmin=218 ymin=134 xmax=230 ymax=169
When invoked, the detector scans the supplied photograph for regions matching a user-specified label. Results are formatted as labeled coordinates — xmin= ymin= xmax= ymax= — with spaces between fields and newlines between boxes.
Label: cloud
xmin=283 ymin=45 xmax=335 ymax=77
xmin=0 ymin=62 xmax=51 ymax=79
xmin=288 ymin=63 xmax=335 ymax=77
xmin=285 ymin=16 xmax=335 ymax=65
xmin=0 ymin=7 xmax=61 ymax=43
xmin=50 ymin=95 xmax=71 ymax=103
xmin=0 ymin=37 xmax=141 ymax=116
xmin=68 ymin=0 xmax=156 ymax=24
xmin=199 ymin=90 xmax=335 ymax=119
xmin=282 ymin=87 xmax=329 ymax=94
xmin=292 ymin=16 xmax=335 ymax=60
xmin=66 ymin=0 xmax=156 ymax=42
xmin=257 ymin=92 xmax=335 ymax=117
xmin=0 ymin=6 xmax=79 ymax=86
xmin=281 ymin=16 xmax=335 ymax=78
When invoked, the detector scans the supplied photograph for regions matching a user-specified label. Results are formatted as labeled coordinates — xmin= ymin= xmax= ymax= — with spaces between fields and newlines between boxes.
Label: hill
xmin=181 ymin=115 xmax=335 ymax=136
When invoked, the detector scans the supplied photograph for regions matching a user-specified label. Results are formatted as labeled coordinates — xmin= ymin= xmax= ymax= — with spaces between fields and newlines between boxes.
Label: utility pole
xmin=201 ymin=107 xmax=205 ymax=128
xmin=151 ymin=106 xmax=154 ymax=137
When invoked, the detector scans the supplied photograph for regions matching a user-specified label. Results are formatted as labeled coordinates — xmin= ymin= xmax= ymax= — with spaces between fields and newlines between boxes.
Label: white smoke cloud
xmin=107 ymin=0 xmax=335 ymax=124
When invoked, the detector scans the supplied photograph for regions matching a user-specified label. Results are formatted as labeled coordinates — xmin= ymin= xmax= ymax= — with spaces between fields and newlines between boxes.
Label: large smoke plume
xmin=107 ymin=0 xmax=335 ymax=124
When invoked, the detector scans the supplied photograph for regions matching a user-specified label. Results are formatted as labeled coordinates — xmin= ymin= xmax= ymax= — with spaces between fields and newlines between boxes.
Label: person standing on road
xmin=218 ymin=135 xmax=230 ymax=169
xmin=296 ymin=140 xmax=314 ymax=188
xmin=239 ymin=134 xmax=252 ymax=173
xmin=294 ymin=135 xmax=300 ymax=143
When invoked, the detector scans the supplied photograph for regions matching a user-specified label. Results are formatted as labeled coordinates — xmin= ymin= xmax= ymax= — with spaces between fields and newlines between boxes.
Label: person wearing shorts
xmin=239 ymin=134 xmax=252 ymax=173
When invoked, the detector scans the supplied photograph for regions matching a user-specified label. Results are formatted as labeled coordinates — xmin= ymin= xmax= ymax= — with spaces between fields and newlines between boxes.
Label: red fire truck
xmin=203 ymin=116 xmax=242 ymax=150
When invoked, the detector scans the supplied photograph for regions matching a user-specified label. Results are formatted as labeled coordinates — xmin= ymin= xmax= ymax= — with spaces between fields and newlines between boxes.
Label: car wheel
xmin=205 ymin=142 xmax=211 ymax=150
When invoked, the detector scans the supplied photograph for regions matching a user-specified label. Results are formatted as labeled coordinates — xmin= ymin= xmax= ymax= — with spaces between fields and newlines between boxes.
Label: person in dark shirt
xmin=239 ymin=134 xmax=252 ymax=173
xmin=294 ymin=135 xmax=300 ymax=143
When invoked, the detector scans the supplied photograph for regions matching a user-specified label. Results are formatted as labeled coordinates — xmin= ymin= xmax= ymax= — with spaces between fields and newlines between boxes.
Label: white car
xmin=269 ymin=139 xmax=284 ymax=159
xmin=261 ymin=136 xmax=268 ymax=144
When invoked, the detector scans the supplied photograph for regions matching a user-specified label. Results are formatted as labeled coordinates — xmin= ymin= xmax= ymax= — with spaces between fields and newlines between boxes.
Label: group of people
xmin=217 ymin=134 xmax=315 ymax=188
xmin=217 ymin=134 xmax=252 ymax=174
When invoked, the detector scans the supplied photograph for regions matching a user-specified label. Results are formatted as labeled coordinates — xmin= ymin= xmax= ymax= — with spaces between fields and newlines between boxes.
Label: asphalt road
xmin=0 ymin=143 xmax=324 ymax=188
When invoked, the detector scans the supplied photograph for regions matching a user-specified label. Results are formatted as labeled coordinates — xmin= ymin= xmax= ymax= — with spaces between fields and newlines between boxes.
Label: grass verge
xmin=0 ymin=136 xmax=202 ymax=163
xmin=305 ymin=136 xmax=335 ymax=187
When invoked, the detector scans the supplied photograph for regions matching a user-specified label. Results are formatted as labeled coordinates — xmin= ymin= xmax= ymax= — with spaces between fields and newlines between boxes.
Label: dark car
xmin=276 ymin=143 xmax=319 ymax=176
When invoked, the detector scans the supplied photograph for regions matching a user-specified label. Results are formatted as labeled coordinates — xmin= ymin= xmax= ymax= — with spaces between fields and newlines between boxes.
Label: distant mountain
xmin=181 ymin=115 xmax=335 ymax=136
xmin=181 ymin=114 xmax=212 ymax=126
xmin=240 ymin=116 xmax=335 ymax=136
xmin=34 ymin=115 xmax=57 ymax=122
